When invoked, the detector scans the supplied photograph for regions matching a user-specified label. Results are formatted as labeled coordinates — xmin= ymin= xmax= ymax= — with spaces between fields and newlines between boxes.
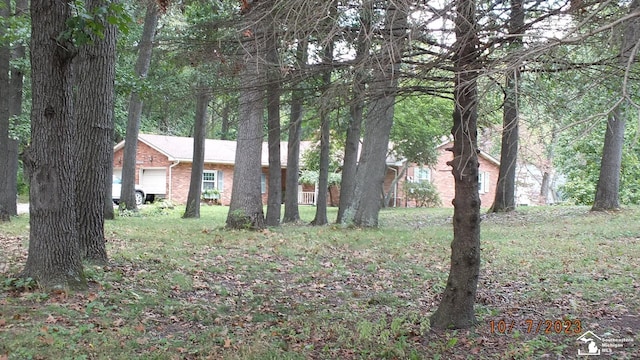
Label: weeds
xmin=0 ymin=206 xmax=639 ymax=359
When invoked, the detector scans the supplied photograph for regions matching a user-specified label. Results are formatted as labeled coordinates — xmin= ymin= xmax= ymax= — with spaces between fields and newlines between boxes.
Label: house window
xmin=261 ymin=173 xmax=266 ymax=194
xmin=202 ymin=170 xmax=224 ymax=199
xmin=202 ymin=171 xmax=217 ymax=191
xmin=478 ymin=171 xmax=490 ymax=194
xmin=415 ymin=167 xmax=431 ymax=182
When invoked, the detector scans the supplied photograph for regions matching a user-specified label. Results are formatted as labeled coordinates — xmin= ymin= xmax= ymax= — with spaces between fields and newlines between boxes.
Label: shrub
xmin=404 ymin=181 xmax=442 ymax=207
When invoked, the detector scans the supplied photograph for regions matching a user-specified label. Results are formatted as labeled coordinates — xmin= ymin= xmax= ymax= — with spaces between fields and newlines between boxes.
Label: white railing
xmin=299 ymin=191 xmax=316 ymax=205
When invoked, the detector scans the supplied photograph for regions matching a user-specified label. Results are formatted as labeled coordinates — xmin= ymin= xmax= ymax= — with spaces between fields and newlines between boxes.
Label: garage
xmin=141 ymin=168 xmax=167 ymax=197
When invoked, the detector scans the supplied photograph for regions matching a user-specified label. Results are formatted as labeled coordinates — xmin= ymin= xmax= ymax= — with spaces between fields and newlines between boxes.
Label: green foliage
xmin=403 ymin=181 xmax=442 ymax=208
xmin=61 ymin=0 xmax=132 ymax=46
xmin=298 ymin=170 xmax=341 ymax=186
xmin=391 ymin=92 xmax=452 ymax=166
xmin=556 ymin=114 xmax=640 ymax=205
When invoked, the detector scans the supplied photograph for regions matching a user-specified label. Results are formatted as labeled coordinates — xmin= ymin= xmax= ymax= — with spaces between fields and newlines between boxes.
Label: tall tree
xmin=311 ymin=36 xmax=334 ymax=226
xmin=348 ymin=1 xmax=409 ymax=227
xmin=265 ymin=14 xmax=282 ymax=226
xmin=74 ymin=0 xmax=118 ymax=263
xmin=430 ymin=0 xmax=481 ymax=329
xmin=21 ymin=0 xmax=85 ymax=289
xmin=0 ymin=0 xmax=12 ymax=221
xmin=120 ymin=1 xmax=159 ymax=211
xmin=490 ymin=0 xmax=524 ymax=213
xmin=592 ymin=0 xmax=640 ymax=211
xmin=336 ymin=0 xmax=372 ymax=224
xmin=183 ymin=85 xmax=210 ymax=219
xmin=225 ymin=1 xmax=267 ymax=230
xmin=282 ymin=40 xmax=307 ymax=224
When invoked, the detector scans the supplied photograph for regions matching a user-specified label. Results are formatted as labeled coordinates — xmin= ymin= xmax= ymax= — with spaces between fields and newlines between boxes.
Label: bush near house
xmin=404 ymin=181 xmax=442 ymax=207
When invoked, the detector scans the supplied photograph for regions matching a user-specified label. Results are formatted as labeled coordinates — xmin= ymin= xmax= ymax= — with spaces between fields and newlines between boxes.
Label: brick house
xmin=114 ymin=135 xmax=499 ymax=208
xmin=112 ymin=134 xmax=313 ymax=205
xmin=382 ymin=141 xmax=501 ymax=208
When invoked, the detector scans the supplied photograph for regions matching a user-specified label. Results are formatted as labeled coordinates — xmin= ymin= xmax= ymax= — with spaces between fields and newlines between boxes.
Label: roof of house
xmin=436 ymin=140 xmax=501 ymax=167
xmin=114 ymin=134 xmax=314 ymax=167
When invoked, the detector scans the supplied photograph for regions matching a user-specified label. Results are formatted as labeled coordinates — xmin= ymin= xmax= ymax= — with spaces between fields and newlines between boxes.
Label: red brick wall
xmin=113 ymin=141 xmax=173 ymax=185
xmin=417 ymin=146 xmax=500 ymax=208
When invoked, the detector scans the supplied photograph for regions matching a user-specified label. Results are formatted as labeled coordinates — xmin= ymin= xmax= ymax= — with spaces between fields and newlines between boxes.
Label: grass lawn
xmin=1 ymin=205 xmax=639 ymax=359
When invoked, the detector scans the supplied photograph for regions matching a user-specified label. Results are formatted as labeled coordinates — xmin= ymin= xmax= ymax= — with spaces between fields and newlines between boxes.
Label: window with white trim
xmin=415 ymin=167 xmax=431 ymax=183
xmin=202 ymin=171 xmax=217 ymax=191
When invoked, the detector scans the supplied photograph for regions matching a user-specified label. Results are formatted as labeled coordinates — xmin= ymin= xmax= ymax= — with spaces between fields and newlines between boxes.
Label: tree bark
xmin=21 ymin=0 xmax=85 ymax=289
xmin=183 ymin=86 xmax=210 ymax=219
xmin=74 ymin=0 xmax=117 ymax=263
xmin=226 ymin=10 xmax=266 ymax=230
xmin=490 ymin=0 xmax=524 ymax=213
xmin=311 ymin=27 xmax=334 ymax=226
xmin=121 ymin=2 xmax=158 ymax=211
xmin=592 ymin=0 xmax=640 ymax=211
xmin=348 ymin=1 xmax=408 ymax=227
xmin=336 ymin=1 xmax=372 ymax=224
xmin=0 ymin=0 xmax=12 ymax=222
xmin=282 ymin=41 xmax=307 ymax=224
xmin=265 ymin=19 xmax=282 ymax=226
xmin=430 ymin=0 xmax=481 ymax=329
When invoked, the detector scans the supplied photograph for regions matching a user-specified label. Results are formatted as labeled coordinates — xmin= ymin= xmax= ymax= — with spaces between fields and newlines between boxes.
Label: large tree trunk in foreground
xmin=348 ymin=2 xmax=408 ymax=227
xmin=430 ymin=0 xmax=481 ymax=329
xmin=226 ymin=10 xmax=266 ymax=230
xmin=592 ymin=0 xmax=640 ymax=211
xmin=337 ymin=1 xmax=371 ymax=224
xmin=282 ymin=41 xmax=307 ymax=224
xmin=21 ymin=0 xmax=85 ymax=289
xmin=183 ymin=87 xmax=210 ymax=219
xmin=265 ymin=21 xmax=282 ymax=227
xmin=491 ymin=0 xmax=524 ymax=213
xmin=121 ymin=2 xmax=158 ymax=211
xmin=74 ymin=0 xmax=117 ymax=263
xmin=0 ymin=0 xmax=12 ymax=222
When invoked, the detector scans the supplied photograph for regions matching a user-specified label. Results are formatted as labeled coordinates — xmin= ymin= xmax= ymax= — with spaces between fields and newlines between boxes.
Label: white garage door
xmin=141 ymin=168 xmax=167 ymax=195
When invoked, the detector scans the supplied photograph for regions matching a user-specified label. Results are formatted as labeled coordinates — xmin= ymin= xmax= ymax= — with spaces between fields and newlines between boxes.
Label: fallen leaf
xmin=224 ymin=338 xmax=232 ymax=348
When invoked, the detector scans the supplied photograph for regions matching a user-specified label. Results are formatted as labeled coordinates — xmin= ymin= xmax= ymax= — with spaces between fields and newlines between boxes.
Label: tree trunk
xmin=348 ymin=2 xmax=408 ymax=227
xmin=121 ymin=2 xmax=158 ymax=211
xmin=0 ymin=0 xmax=11 ymax=222
xmin=183 ymin=87 xmax=210 ymax=219
xmin=336 ymin=1 xmax=372 ymax=224
xmin=74 ymin=0 xmax=117 ymax=263
xmin=592 ymin=0 xmax=639 ymax=211
xmin=490 ymin=0 xmax=524 ymax=213
xmin=490 ymin=69 xmax=519 ymax=212
xmin=430 ymin=0 xmax=481 ymax=329
xmin=592 ymin=111 xmax=625 ymax=210
xmin=283 ymin=41 xmax=307 ymax=224
xmin=311 ymin=3 xmax=336 ymax=227
xmin=265 ymin=20 xmax=282 ymax=226
xmin=220 ymin=101 xmax=231 ymax=140
xmin=311 ymin=93 xmax=331 ymax=226
xmin=226 ymin=13 xmax=266 ymax=230
xmin=21 ymin=0 xmax=85 ymax=289
xmin=539 ymin=126 xmax=558 ymax=204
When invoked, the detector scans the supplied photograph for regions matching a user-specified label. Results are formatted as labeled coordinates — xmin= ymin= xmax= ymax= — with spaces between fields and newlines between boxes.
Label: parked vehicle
xmin=112 ymin=176 xmax=146 ymax=206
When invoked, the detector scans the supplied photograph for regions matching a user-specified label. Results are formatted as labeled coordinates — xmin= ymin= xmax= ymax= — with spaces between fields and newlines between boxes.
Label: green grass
xmin=1 ymin=205 xmax=639 ymax=359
